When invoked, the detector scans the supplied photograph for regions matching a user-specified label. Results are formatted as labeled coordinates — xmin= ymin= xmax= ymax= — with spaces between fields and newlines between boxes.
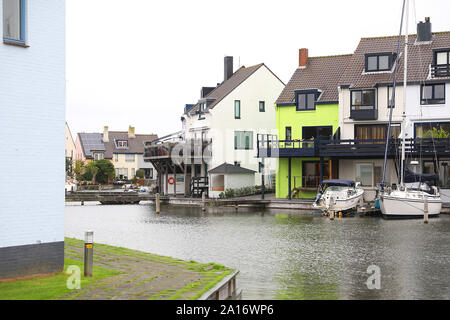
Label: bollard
xmin=156 ymin=193 xmax=160 ymax=214
xmin=202 ymin=192 xmax=206 ymax=211
xmin=339 ymin=211 xmax=342 ymax=219
xmin=329 ymin=211 xmax=334 ymax=220
xmin=84 ymin=231 xmax=94 ymax=277
xmin=424 ymin=196 xmax=429 ymax=224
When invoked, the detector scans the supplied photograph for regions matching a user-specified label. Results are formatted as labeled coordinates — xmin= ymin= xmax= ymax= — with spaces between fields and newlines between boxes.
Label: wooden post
xmin=156 ymin=193 xmax=160 ymax=214
xmin=202 ymin=191 xmax=206 ymax=211
xmin=288 ymin=157 xmax=292 ymax=200
xmin=261 ymin=157 xmax=265 ymax=200
xmin=424 ymin=195 xmax=429 ymax=223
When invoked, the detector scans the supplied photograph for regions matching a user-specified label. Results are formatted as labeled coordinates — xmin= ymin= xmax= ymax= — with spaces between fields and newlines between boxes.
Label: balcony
xmin=431 ymin=64 xmax=450 ymax=77
xmin=350 ymin=108 xmax=378 ymax=120
xmin=257 ymin=134 xmax=317 ymax=158
xmin=144 ymin=139 xmax=211 ymax=162
xmin=257 ymin=135 xmax=450 ymax=159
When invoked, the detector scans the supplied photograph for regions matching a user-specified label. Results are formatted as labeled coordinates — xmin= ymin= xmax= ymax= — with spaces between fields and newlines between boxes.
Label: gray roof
xmin=103 ymin=131 xmax=158 ymax=159
xmin=78 ymin=133 xmax=105 ymax=158
xmin=190 ymin=63 xmax=283 ymax=113
xmin=208 ymin=163 xmax=256 ymax=174
xmin=338 ymin=31 xmax=450 ymax=88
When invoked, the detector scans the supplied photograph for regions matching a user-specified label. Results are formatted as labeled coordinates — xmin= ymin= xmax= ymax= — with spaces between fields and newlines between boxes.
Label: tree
xmin=73 ymin=160 xmax=86 ymax=181
xmin=94 ymin=159 xmax=115 ymax=184
xmin=85 ymin=162 xmax=99 ymax=184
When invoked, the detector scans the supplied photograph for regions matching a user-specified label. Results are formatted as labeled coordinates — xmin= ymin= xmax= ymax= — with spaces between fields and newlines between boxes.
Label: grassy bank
xmin=0 ymin=238 xmax=232 ymax=300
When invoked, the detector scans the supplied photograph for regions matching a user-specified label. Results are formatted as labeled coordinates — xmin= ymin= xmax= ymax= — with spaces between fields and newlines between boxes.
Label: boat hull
xmin=313 ymin=190 xmax=364 ymax=213
xmin=380 ymin=194 xmax=441 ymax=218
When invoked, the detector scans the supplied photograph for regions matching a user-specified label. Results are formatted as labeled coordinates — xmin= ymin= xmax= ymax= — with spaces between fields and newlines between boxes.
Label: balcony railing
xmin=431 ymin=64 xmax=450 ymax=77
xmin=143 ymin=139 xmax=212 ymax=161
xmin=257 ymin=134 xmax=450 ymax=159
xmin=350 ymin=108 xmax=378 ymax=120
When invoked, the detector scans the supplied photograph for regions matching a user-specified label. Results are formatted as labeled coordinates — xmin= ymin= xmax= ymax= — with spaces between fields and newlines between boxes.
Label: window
xmin=365 ymin=53 xmax=395 ymax=72
xmin=258 ymin=162 xmax=263 ymax=173
xmin=114 ymin=154 xmax=119 ymax=162
xmin=285 ymin=127 xmax=292 ymax=141
xmin=356 ymin=163 xmax=373 ymax=187
xmin=387 ymin=86 xmax=394 ymax=108
xmin=355 ymin=124 xmax=400 ymax=142
xmin=149 ymin=168 xmax=154 ymax=179
xmin=302 ymin=126 xmax=332 ymax=140
xmin=234 ymin=100 xmax=241 ymax=119
xmin=302 ymin=161 xmax=330 ymax=188
xmin=2 ymin=0 xmax=25 ymax=43
xmin=435 ymin=50 xmax=450 ymax=65
xmin=116 ymin=168 xmax=128 ymax=179
xmin=125 ymin=154 xmax=135 ymax=162
xmin=93 ymin=152 xmax=104 ymax=161
xmin=421 ymin=84 xmax=445 ymax=104
xmin=415 ymin=122 xmax=450 ymax=138
xmin=295 ymin=90 xmax=317 ymax=111
xmin=116 ymin=140 xmax=128 ymax=148
xmin=259 ymin=101 xmax=265 ymax=112
xmin=351 ymin=89 xmax=375 ymax=110
xmin=234 ymin=131 xmax=253 ymax=150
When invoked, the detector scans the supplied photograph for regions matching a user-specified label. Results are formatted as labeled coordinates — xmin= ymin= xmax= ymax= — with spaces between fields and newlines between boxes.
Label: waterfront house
xmin=0 ymin=0 xmax=66 ymax=279
xmin=258 ymin=49 xmax=351 ymax=199
xmin=336 ymin=18 xmax=450 ymax=200
xmin=144 ymin=56 xmax=284 ymax=197
xmin=75 ymin=126 xmax=158 ymax=182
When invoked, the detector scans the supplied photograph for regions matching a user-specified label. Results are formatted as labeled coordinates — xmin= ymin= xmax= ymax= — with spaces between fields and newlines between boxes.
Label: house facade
xmin=268 ymin=49 xmax=351 ymax=199
xmin=0 ymin=0 xmax=66 ymax=279
xmin=75 ymin=126 xmax=158 ymax=182
xmin=185 ymin=57 xmax=285 ymax=197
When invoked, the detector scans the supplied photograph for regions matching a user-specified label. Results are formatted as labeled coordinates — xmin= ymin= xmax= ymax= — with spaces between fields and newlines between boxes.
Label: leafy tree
xmin=85 ymin=162 xmax=99 ymax=184
xmin=73 ymin=160 xmax=86 ymax=181
xmin=65 ymin=158 xmax=73 ymax=177
xmin=94 ymin=159 xmax=115 ymax=184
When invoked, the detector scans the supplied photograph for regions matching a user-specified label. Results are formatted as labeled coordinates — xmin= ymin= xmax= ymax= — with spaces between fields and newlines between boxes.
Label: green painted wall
xmin=275 ymin=104 xmax=339 ymax=199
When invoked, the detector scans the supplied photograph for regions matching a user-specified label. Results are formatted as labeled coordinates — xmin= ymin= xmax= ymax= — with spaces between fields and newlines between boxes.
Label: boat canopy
xmin=404 ymin=168 xmax=439 ymax=186
xmin=321 ymin=179 xmax=355 ymax=187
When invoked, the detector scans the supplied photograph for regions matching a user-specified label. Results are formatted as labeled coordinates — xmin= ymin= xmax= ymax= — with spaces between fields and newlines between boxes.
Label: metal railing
xmin=431 ymin=64 xmax=450 ymax=77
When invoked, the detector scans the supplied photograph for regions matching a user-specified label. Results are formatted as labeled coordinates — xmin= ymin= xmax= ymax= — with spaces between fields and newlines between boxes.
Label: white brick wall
xmin=0 ymin=0 xmax=65 ymax=247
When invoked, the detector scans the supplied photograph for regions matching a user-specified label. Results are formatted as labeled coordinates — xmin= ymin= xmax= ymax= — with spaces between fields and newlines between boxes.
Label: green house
xmin=262 ymin=49 xmax=351 ymax=199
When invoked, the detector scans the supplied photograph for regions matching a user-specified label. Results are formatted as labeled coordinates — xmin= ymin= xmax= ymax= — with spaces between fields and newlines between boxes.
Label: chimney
xmin=299 ymin=48 xmax=308 ymax=68
xmin=417 ymin=17 xmax=432 ymax=42
xmin=128 ymin=126 xmax=135 ymax=138
xmin=103 ymin=126 xmax=109 ymax=142
xmin=224 ymin=56 xmax=233 ymax=81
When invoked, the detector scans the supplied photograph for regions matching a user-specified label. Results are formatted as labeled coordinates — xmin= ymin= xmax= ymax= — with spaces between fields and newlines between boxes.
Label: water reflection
xmin=65 ymin=202 xmax=450 ymax=299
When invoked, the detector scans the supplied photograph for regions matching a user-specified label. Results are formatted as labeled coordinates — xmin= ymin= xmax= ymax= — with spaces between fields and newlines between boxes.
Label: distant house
xmin=65 ymin=122 xmax=76 ymax=174
xmin=75 ymin=126 xmax=158 ymax=182
xmin=0 ymin=0 xmax=66 ymax=280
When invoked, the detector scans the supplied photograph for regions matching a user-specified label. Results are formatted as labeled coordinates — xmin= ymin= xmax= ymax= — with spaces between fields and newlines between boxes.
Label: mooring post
xmin=424 ymin=195 xmax=429 ymax=224
xmin=156 ymin=193 xmax=160 ymax=214
xmin=84 ymin=231 xmax=94 ymax=277
xmin=202 ymin=191 xmax=206 ymax=211
xmin=330 ymin=211 xmax=334 ymax=220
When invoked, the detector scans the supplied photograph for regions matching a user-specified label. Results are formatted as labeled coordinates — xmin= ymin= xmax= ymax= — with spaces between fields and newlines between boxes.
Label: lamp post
xmin=84 ymin=231 xmax=94 ymax=277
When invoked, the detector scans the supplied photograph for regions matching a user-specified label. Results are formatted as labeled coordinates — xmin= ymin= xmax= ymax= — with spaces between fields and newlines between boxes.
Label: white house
xmin=184 ymin=56 xmax=285 ymax=197
xmin=0 ymin=0 xmax=66 ymax=279
xmin=337 ymin=18 xmax=450 ymax=200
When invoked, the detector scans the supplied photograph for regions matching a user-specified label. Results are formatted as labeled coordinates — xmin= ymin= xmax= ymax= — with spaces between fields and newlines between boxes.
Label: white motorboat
xmin=313 ymin=179 xmax=364 ymax=214
xmin=377 ymin=0 xmax=442 ymax=218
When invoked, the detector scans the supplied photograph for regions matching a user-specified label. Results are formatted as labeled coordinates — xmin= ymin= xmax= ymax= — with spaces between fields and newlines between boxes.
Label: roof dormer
xmin=364 ymin=52 xmax=396 ymax=73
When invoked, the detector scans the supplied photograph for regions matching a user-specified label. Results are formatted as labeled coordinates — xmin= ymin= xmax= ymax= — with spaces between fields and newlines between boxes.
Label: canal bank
xmin=0 ymin=238 xmax=236 ymax=300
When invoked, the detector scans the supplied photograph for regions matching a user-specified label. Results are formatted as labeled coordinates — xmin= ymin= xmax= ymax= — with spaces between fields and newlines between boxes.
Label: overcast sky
xmin=66 ymin=0 xmax=450 ymax=139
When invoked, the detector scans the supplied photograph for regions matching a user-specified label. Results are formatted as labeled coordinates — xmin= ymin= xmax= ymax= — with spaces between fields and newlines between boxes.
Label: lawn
xmin=0 ymin=258 xmax=120 ymax=300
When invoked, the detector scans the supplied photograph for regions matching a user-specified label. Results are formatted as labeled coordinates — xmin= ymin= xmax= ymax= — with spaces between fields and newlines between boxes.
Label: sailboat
xmin=378 ymin=0 xmax=442 ymax=218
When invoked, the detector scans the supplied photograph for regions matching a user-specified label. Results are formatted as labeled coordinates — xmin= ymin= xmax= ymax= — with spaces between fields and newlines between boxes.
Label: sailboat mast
xmin=381 ymin=0 xmax=407 ymax=189
xmin=401 ymin=0 xmax=409 ymax=187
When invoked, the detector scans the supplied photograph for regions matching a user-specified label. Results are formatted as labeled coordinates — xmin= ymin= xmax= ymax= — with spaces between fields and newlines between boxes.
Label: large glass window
xmin=356 ymin=163 xmax=373 ymax=187
xmin=421 ymin=84 xmax=445 ymax=104
xmin=3 ymin=0 xmax=25 ymax=42
xmin=355 ymin=124 xmax=400 ymax=142
xmin=351 ymin=89 xmax=375 ymax=110
xmin=302 ymin=126 xmax=332 ymax=140
xmin=302 ymin=161 xmax=330 ymax=188
xmin=234 ymin=131 xmax=253 ymax=150
xmin=415 ymin=122 xmax=450 ymax=138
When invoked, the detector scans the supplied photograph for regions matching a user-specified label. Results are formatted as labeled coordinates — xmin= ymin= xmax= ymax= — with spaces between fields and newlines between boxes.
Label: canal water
xmin=65 ymin=202 xmax=450 ymax=299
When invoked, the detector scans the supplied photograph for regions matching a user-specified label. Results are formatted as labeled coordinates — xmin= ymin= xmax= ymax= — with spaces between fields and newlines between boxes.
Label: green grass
xmin=0 ymin=258 xmax=120 ymax=300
